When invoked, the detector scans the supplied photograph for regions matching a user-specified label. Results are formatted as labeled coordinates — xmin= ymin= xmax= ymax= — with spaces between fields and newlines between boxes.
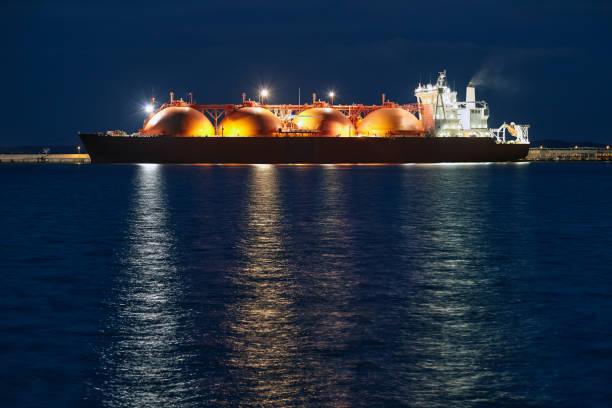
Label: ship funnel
xmin=466 ymin=81 xmax=475 ymax=109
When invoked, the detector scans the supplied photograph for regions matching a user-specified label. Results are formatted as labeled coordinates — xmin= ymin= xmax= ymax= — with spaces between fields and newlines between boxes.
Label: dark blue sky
xmin=2 ymin=0 xmax=611 ymax=145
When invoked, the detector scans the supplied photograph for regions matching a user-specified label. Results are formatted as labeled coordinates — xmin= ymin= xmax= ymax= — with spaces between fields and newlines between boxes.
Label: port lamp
xmin=259 ymin=88 xmax=269 ymax=104
xmin=145 ymin=104 xmax=154 ymax=113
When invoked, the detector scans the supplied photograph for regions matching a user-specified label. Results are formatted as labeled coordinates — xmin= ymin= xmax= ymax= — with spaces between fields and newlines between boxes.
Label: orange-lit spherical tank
xmin=219 ymin=107 xmax=281 ymax=137
xmin=357 ymin=108 xmax=424 ymax=136
xmin=293 ymin=108 xmax=355 ymax=137
xmin=144 ymin=106 xmax=214 ymax=136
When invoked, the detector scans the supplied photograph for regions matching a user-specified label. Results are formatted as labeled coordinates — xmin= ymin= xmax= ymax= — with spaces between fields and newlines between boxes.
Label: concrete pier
xmin=526 ymin=147 xmax=612 ymax=161
xmin=0 ymin=154 xmax=91 ymax=164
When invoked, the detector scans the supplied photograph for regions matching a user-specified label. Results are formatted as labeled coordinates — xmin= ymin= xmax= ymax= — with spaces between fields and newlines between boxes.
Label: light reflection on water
xmin=100 ymin=164 xmax=195 ymax=407
xmin=94 ymin=163 xmax=553 ymax=407
xmin=302 ymin=167 xmax=357 ymax=407
xmin=4 ymin=160 xmax=611 ymax=407
xmin=402 ymin=168 xmax=526 ymax=407
xmin=223 ymin=165 xmax=304 ymax=407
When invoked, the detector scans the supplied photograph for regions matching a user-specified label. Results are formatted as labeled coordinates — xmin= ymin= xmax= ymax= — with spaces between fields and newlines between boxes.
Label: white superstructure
xmin=414 ymin=70 xmax=529 ymax=144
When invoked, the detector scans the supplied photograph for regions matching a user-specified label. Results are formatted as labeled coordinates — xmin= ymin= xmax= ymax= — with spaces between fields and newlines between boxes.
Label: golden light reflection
xmin=224 ymin=165 xmax=305 ymax=407
xmin=144 ymin=106 xmax=215 ymax=136
xmin=293 ymin=108 xmax=355 ymax=137
xmin=357 ymin=107 xmax=424 ymax=136
xmin=101 ymin=164 xmax=195 ymax=407
xmin=219 ymin=107 xmax=281 ymax=136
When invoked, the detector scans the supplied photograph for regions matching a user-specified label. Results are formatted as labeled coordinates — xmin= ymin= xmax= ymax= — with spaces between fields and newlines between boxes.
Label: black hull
xmin=79 ymin=134 xmax=529 ymax=164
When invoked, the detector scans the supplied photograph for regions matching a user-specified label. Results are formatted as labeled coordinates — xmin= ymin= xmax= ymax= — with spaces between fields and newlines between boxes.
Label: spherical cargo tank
xmin=293 ymin=108 xmax=355 ymax=137
xmin=143 ymin=106 xmax=214 ymax=137
xmin=219 ymin=107 xmax=281 ymax=137
xmin=357 ymin=107 xmax=424 ymax=136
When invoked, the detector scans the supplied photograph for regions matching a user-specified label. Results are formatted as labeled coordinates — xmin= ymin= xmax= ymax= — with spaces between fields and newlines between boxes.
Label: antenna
xmin=299 ymin=87 xmax=301 ymax=105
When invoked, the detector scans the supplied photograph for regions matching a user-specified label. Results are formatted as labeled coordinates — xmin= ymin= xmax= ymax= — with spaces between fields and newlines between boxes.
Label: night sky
xmin=3 ymin=0 xmax=611 ymax=146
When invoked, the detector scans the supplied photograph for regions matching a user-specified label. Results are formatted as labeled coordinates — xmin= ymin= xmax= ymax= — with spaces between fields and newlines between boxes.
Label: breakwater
xmin=527 ymin=147 xmax=611 ymax=161
xmin=0 ymin=154 xmax=90 ymax=164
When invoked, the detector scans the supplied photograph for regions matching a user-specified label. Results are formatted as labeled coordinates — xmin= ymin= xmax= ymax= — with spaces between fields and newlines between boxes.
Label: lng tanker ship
xmin=80 ymin=71 xmax=530 ymax=163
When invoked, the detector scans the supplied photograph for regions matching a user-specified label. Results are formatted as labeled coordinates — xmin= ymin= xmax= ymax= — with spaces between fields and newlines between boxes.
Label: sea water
xmin=1 ymin=162 xmax=611 ymax=407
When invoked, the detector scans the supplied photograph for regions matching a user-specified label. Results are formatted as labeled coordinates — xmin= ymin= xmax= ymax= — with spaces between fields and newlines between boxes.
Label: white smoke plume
xmin=470 ymin=47 xmax=574 ymax=93
xmin=470 ymin=54 xmax=520 ymax=93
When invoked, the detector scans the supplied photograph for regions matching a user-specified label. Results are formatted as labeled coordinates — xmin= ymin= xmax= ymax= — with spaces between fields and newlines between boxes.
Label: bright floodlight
xmin=329 ymin=91 xmax=335 ymax=97
xmin=144 ymin=104 xmax=154 ymax=113
xmin=260 ymin=89 xmax=269 ymax=97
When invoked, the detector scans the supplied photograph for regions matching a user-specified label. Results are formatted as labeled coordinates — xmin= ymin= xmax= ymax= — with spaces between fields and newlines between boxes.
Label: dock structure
xmin=1 ymin=150 xmax=611 ymax=163
xmin=527 ymin=147 xmax=612 ymax=161
xmin=0 ymin=154 xmax=91 ymax=164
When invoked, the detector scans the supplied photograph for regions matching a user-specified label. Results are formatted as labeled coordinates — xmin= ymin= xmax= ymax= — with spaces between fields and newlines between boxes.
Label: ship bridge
xmin=414 ymin=70 xmax=529 ymax=143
